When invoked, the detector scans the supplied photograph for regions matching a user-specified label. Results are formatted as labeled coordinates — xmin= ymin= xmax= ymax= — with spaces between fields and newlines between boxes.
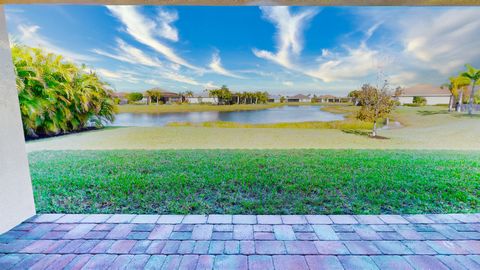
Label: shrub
xmin=12 ymin=44 xmax=115 ymax=137
xmin=413 ymin=96 xmax=427 ymax=105
xmin=127 ymin=92 xmax=144 ymax=103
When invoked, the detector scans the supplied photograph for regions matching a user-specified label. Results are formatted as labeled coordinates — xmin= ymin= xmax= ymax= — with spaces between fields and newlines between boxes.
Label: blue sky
xmin=5 ymin=5 xmax=480 ymax=95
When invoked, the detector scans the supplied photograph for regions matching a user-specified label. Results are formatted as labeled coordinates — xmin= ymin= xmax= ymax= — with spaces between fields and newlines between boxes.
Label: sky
xmin=5 ymin=5 xmax=480 ymax=95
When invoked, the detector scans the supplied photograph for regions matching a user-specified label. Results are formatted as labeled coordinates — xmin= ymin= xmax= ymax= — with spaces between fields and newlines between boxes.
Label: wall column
xmin=0 ymin=6 xmax=36 ymax=234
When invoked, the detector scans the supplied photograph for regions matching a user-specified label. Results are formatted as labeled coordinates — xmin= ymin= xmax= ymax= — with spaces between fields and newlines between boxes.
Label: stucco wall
xmin=0 ymin=7 xmax=36 ymax=234
xmin=399 ymin=96 xmax=450 ymax=105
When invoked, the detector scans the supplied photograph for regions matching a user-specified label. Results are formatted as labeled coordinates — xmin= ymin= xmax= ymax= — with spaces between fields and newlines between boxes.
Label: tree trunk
xmin=448 ymin=95 xmax=454 ymax=112
xmin=457 ymin=90 xmax=464 ymax=112
xmin=468 ymin=81 xmax=476 ymax=115
xmin=372 ymin=120 xmax=377 ymax=137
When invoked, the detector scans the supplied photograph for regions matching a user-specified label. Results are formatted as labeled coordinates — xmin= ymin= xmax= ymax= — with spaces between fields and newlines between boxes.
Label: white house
xmin=398 ymin=84 xmax=451 ymax=105
xmin=287 ymin=94 xmax=311 ymax=103
xmin=186 ymin=93 xmax=219 ymax=104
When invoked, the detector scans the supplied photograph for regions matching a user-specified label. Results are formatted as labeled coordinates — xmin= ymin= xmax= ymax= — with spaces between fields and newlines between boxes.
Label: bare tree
xmin=356 ymin=81 xmax=396 ymax=137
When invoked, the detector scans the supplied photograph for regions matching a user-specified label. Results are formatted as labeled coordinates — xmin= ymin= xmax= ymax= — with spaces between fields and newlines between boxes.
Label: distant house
xmin=145 ymin=88 xmax=182 ymax=104
xmin=287 ymin=94 xmax=311 ymax=103
xmin=315 ymin=95 xmax=351 ymax=103
xmin=186 ymin=93 xmax=219 ymax=104
xmin=268 ymin=94 xmax=282 ymax=103
xmin=398 ymin=84 xmax=451 ymax=105
xmin=111 ymin=92 xmax=128 ymax=105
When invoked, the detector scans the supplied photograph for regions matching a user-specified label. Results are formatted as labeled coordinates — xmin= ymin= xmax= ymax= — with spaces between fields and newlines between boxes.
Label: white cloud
xmin=306 ymin=43 xmax=379 ymax=82
xmin=95 ymin=68 xmax=139 ymax=83
xmin=357 ymin=8 xmax=480 ymax=76
xmin=282 ymin=81 xmax=293 ymax=86
xmin=253 ymin=6 xmax=319 ymax=69
xmin=106 ymin=6 xmax=199 ymax=70
xmin=93 ymin=38 xmax=163 ymax=67
xmin=16 ymin=24 xmax=95 ymax=62
xmin=145 ymin=79 xmax=161 ymax=85
xmin=156 ymin=8 xmax=179 ymax=42
xmin=208 ymin=51 xmax=244 ymax=78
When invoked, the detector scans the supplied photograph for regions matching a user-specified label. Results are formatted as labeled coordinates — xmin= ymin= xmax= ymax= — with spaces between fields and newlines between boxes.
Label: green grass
xmin=117 ymin=103 xmax=286 ymax=114
xmin=167 ymin=120 xmax=372 ymax=130
xmin=29 ymin=150 xmax=480 ymax=215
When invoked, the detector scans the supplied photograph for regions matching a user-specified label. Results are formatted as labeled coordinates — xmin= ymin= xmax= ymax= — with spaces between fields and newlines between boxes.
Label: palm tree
xmin=12 ymin=44 xmax=115 ymax=137
xmin=460 ymin=64 xmax=480 ymax=115
xmin=442 ymin=75 xmax=471 ymax=112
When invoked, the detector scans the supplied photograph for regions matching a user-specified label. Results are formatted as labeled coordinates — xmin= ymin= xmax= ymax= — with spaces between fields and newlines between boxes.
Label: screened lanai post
xmin=0 ymin=6 xmax=36 ymax=234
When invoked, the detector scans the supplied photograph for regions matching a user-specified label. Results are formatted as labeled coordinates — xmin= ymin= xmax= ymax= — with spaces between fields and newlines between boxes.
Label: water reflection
xmin=112 ymin=105 xmax=344 ymax=127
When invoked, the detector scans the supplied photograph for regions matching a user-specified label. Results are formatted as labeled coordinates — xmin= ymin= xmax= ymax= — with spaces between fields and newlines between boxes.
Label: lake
xmin=112 ymin=105 xmax=344 ymax=127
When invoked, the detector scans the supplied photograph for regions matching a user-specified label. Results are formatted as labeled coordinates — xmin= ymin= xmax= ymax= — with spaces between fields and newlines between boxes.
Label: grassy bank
xmin=168 ymin=120 xmax=372 ymax=130
xmin=117 ymin=103 xmax=286 ymax=114
xmin=29 ymin=150 xmax=480 ymax=214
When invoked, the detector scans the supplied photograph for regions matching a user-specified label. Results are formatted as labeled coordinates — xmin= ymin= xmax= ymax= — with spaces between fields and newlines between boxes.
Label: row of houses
xmin=113 ymin=84 xmax=453 ymax=106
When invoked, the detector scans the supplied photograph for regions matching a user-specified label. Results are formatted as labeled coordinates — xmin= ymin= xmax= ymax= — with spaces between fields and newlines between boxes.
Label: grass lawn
xmin=26 ymin=106 xmax=480 ymax=151
xmin=29 ymin=149 xmax=480 ymax=214
xmin=117 ymin=103 xmax=286 ymax=114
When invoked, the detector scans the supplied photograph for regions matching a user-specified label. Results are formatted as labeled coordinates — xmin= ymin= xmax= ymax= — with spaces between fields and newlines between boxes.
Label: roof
xmin=400 ymin=84 xmax=451 ymax=97
xmin=317 ymin=94 xmax=337 ymax=99
xmin=144 ymin=88 xmax=179 ymax=97
xmin=268 ymin=94 xmax=282 ymax=99
xmin=288 ymin=94 xmax=310 ymax=99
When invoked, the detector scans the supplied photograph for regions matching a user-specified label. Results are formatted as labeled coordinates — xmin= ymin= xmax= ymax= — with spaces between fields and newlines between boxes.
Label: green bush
xmin=413 ymin=96 xmax=427 ymax=105
xmin=12 ymin=45 xmax=115 ymax=137
xmin=127 ymin=92 xmax=144 ymax=103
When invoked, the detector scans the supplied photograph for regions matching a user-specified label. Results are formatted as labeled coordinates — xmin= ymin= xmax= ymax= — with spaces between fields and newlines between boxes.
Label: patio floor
xmin=1 ymin=214 xmax=480 ymax=269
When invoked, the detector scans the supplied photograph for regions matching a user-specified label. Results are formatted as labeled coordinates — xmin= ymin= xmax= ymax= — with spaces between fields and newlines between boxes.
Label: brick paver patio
xmin=1 ymin=214 xmax=480 ymax=269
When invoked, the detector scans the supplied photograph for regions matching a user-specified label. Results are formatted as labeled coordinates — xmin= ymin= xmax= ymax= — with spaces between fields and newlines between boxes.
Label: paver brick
xmin=127 ymin=231 xmax=150 ymax=240
xmin=129 ymin=240 xmax=151 ymax=254
xmin=305 ymin=255 xmax=344 ymax=270
xmin=371 ymin=255 xmax=414 ymax=270
xmin=178 ymin=254 xmax=198 ymax=269
xmin=456 ymin=240 xmax=480 ymax=254
xmin=212 ymin=232 xmax=233 ymax=240
xmin=90 ymin=240 xmax=116 ymax=254
xmin=55 ymin=214 xmax=87 ymax=224
xmin=208 ymin=215 xmax=232 ymax=224
xmin=148 ymin=225 xmax=174 ymax=240
xmin=0 ymin=253 xmax=26 ymax=269
xmin=312 ymin=225 xmax=338 ymax=240
xmin=253 ymin=225 xmax=273 ymax=232
xmin=208 ymin=241 xmax=224 ymax=254
xmin=80 ymin=214 xmax=112 ymax=223
xmin=255 ymin=241 xmax=286 ymax=254
xmin=75 ymin=240 xmax=101 ymax=254
xmin=62 ymin=254 xmax=93 ymax=270
xmin=214 ymin=255 xmax=247 ymax=269
xmin=174 ymin=224 xmax=194 ymax=232
xmin=338 ymin=255 xmax=379 ymax=270
xmin=106 ymin=214 xmax=136 ymax=223
xmin=178 ymin=240 xmax=195 ymax=254
xmin=404 ymin=240 xmax=438 ymax=255
xmin=182 ymin=215 xmax=207 ymax=224
xmin=161 ymin=240 xmax=180 ymax=254
xmin=144 ymin=255 xmax=166 ymax=270
xmin=273 ymin=225 xmax=296 ymax=240
xmin=314 ymin=241 xmax=350 ymax=255
xmin=378 ymin=215 xmax=409 ymax=224
xmin=344 ymin=241 xmax=382 ymax=255
xmin=128 ymin=255 xmax=150 ymax=269
xmin=305 ymin=215 xmax=332 ymax=224
xmin=196 ymin=255 xmax=214 ymax=270
xmin=329 ymin=215 xmax=359 ymax=224
xmin=107 ymin=240 xmax=136 ymax=254
xmin=233 ymin=225 xmax=254 ymax=240
xmin=213 ymin=224 xmax=233 ymax=232
xmin=224 ymin=241 xmax=240 ymax=254
xmin=145 ymin=240 xmax=166 ymax=254
xmin=169 ymin=231 xmax=192 ymax=240
xmin=426 ymin=240 xmax=470 ymax=255
xmin=12 ymin=254 xmax=45 ymax=269
xmin=30 ymin=254 xmax=62 ymax=270
xmin=32 ymin=214 xmax=64 ymax=223
xmin=404 ymin=255 xmax=449 ymax=270
xmin=285 ymin=240 xmax=318 ymax=254
xmin=273 ymin=255 xmax=309 ymax=270
xmin=193 ymin=241 xmax=211 ymax=254
xmin=354 ymin=215 xmax=384 ymax=225
xmin=232 ymin=215 xmax=257 ymax=224
xmin=109 ymin=254 xmax=133 ymax=269
xmin=281 ymin=215 xmax=307 ymax=224
xmin=81 ymin=254 xmax=117 ymax=269
xmin=404 ymin=214 xmax=435 ymax=224
xmin=160 ymin=254 xmax=182 ymax=269
xmin=106 ymin=224 xmax=135 ymax=240
xmin=240 ymin=241 xmax=255 ymax=255
xmin=373 ymin=241 xmax=413 ymax=255
xmin=192 ymin=225 xmax=213 ymax=240
xmin=131 ymin=215 xmax=160 ymax=224
xmin=248 ymin=255 xmax=274 ymax=270
xmin=295 ymin=232 xmax=318 ymax=240
xmin=257 ymin=215 xmax=282 ymax=225
xmin=157 ymin=215 xmax=184 ymax=224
